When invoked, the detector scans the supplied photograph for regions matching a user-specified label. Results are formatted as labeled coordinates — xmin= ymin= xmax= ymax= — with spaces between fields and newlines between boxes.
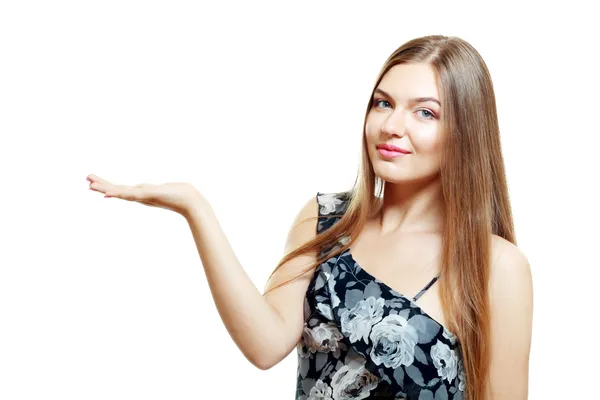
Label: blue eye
xmin=417 ymin=109 xmax=436 ymax=120
xmin=373 ymin=98 xmax=437 ymax=120
xmin=373 ymin=99 xmax=391 ymax=109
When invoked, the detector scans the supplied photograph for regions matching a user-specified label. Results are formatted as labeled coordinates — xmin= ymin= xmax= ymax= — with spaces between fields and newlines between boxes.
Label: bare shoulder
xmin=487 ymin=237 xmax=534 ymax=396
xmin=263 ymin=194 xmax=319 ymax=294
xmin=283 ymin=194 xmax=319 ymax=254
xmin=489 ymin=234 xmax=532 ymax=285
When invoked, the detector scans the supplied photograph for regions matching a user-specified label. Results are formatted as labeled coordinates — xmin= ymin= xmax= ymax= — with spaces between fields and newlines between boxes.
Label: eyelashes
xmin=373 ymin=99 xmax=391 ymax=109
xmin=417 ymin=109 xmax=435 ymax=120
xmin=372 ymin=99 xmax=437 ymax=120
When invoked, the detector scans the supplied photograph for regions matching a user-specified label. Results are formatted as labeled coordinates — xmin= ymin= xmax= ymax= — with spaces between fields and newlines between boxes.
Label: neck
xmin=375 ymin=176 xmax=446 ymax=236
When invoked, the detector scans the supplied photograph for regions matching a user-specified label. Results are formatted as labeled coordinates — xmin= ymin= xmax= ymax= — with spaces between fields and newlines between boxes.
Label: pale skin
xmin=87 ymin=63 xmax=532 ymax=399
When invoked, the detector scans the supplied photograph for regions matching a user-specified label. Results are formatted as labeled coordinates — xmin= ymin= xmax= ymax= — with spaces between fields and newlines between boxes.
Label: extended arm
xmin=184 ymin=195 xmax=319 ymax=370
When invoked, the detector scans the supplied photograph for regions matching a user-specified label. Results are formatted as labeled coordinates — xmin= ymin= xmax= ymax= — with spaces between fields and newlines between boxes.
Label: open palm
xmin=87 ymin=174 xmax=202 ymax=216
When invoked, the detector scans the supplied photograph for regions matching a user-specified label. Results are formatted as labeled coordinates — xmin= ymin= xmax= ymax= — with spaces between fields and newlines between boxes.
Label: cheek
xmin=364 ymin=120 xmax=375 ymax=137
xmin=364 ymin=118 xmax=382 ymax=143
xmin=412 ymin=127 xmax=442 ymax=153
xmin=413 ymin=133 xmax=444 ymax=172
xmin=364 ymin=129 xmax=376 ymax=149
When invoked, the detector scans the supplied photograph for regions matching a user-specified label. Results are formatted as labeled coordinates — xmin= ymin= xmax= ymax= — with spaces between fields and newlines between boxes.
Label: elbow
xmin=242 ymin=335 xmax=290 ymax=370
xmin=249 ymin=355 xmax=276 ymax=371
xmin=254 ymin=360 xmax=274 ymax=371
xmin=248 ymin=345 xmax=286 ymax=370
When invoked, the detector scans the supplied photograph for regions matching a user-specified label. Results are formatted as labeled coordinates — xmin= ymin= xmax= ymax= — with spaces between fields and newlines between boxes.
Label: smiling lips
xmin=376 ymin=143 xmax=411 ymax=158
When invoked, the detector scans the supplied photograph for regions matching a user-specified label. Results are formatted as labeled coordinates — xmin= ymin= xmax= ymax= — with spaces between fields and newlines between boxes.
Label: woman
xmin=87 ymin=35 xmax=533 ymax=399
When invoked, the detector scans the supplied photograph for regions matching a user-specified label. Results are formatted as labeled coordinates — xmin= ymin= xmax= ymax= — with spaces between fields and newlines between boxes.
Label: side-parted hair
xmin=264 ymin=35 xmax=515 ymax=400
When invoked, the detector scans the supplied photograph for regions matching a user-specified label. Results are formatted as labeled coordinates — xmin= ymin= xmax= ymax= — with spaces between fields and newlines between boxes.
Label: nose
xmin=381 ymin=110 xmax=406 ymax=136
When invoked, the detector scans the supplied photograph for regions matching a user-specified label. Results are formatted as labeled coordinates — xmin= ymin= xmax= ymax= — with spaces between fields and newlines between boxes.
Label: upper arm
xmin=487 ymin=235 xmax=534 ymax=399
xmin=261 ymin=194 xmax=319 ymax=367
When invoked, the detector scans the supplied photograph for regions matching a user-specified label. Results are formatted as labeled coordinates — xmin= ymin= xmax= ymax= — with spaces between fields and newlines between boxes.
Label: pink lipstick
xmin=376 ymin=143 xmax=411 ymax=158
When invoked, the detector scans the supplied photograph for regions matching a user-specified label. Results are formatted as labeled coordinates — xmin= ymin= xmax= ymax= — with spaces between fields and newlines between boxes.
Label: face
xmin=365 ymin=63 xmax=444 ymax=184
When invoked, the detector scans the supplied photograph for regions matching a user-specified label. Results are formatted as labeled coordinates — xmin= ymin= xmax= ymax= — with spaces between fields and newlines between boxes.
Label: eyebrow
xmin=374 ymin=88 xmax=441 ymax=107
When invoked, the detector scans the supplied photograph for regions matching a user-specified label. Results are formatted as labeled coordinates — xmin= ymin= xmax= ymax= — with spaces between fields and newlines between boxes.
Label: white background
xmin=1 ymin=1 xmax=598 ymax=399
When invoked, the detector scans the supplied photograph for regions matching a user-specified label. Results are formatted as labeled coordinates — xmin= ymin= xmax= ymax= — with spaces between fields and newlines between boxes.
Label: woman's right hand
xmin=87 ymin=174 xmax=205 ymax=218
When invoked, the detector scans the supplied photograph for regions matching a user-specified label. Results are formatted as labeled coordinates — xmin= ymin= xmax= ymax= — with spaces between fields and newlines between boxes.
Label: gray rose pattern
xmin=296 ymin=192 xmax=466 ymax=400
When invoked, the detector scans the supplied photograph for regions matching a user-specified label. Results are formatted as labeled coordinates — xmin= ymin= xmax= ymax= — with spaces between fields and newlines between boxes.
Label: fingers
xmin=87 ymin=174 xmax=115 ymax=196
xmin=107 ymin=185 xmax=151 ymax=203
xmin=87 ymin=175 xmax=133 ymax=198
xmin=86 ymin=174 xmax=153 ymax=203
xmin=87 ymin=174 xmax=114 ymax=186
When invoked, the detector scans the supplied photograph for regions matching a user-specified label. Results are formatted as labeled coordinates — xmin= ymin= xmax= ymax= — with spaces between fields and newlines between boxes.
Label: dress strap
xmin=412 ymin=273 xmax=441 ymax=301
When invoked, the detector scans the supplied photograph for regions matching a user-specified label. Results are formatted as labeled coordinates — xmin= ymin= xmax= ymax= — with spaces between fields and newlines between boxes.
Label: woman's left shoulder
xmin=489 ymin=233 xmax=533 ymax=299
xmin=486 ymin=235 xmax=533 ymax=396
xmin=490 ymin=234 xmax=530 ymax=272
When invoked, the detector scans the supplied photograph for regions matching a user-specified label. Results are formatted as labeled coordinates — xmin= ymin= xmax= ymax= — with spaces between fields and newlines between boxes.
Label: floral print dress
xmin=295 ymin=192 xmax=466 ymax=400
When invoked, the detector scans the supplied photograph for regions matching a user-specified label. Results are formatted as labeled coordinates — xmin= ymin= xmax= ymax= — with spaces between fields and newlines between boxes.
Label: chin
xmin=372 ymin=168 xmax=408 ymax=184
xmin=378 ymin=176 xmax=411 ymax=184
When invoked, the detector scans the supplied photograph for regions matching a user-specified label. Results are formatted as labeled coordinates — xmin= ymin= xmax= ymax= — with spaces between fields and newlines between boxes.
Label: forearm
xmin=183 ymin=198 xmax=287 ymax=369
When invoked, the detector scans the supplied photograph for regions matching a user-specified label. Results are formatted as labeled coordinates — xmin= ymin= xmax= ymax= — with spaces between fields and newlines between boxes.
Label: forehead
xmin=378 ymin=63 xmax=440 ymax=100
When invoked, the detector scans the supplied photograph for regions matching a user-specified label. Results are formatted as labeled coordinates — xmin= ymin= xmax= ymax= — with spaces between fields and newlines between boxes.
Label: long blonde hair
xmin=264 ymin=35 xmax=515 ymax=400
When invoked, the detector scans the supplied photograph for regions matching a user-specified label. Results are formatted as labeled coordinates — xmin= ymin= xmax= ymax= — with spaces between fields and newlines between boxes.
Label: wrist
xmin=183 ymin=194 xmax=212 ymax=221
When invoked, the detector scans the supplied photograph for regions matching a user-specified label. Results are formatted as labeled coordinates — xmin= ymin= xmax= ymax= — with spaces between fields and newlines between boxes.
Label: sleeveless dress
xmin=295 ymin=192 xmax=466 ymax=400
